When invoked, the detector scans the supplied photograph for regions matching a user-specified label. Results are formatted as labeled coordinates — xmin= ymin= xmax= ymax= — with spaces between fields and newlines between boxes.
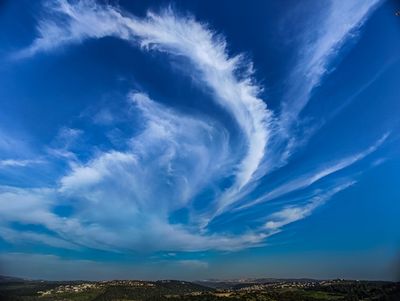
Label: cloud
xmin=280 ymin=0 xmax=382 ymax=129
xmin=17 ymin=0 xmax=272 ymax=215
xmin=239 ymin=133 xmax=389 ymax=210
xmin=1 ymin=0 xmax=385 ymax=256
xmin=92 ymin=108 xmax=115 ymax=125
xmin=0 ymin=159 xmax=43 ymax=168
xmin=59 ymin=151 xmax=137 ymax=194
xmin=0 ymin=127 xmax=35 ymax=159
xmin=264 ymin=181 xmax=355 ymax=231
xmin=56 ymin=127 xmax=83 ymax=145
xmin=0 ymin=129 xmax=22 ymax=153
xmin=371 ymin=157 xmax=387 ymax=167
xmin=0 ymin=227 xmax=78 ymax=250
xmin=271 ymin=0 xmax=383 ymax=169
xmin=0 ymin=186 xmax=57 ymax=227
xmin=0 ymin=91 xmax=262 ymax=252
xmin=0 ymin=183 xmax=267 ymax=252
xmin=54 ymin=127 xmax=263 ymax=249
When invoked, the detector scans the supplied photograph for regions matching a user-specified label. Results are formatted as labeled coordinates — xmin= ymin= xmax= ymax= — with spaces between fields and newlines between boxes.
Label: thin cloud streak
xmin=272 ymin=0 xmax=383 ymax=172
xmin=280 ymin=0 xmax=382 ymax=129
xmin=0 ymin=0 xmax=386 ymax=254
xmin=0 ymin=159 xmax=43 ymax=168
xmin=16 ymin=0 xmax=272 ymax=198
xmin=264 ymin=181 xmax=356 ymax=231
xmin=238 ymin=133 xmax=389 ymax=211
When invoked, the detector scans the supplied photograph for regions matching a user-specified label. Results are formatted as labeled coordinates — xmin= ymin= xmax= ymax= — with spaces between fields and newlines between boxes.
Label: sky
xmin=0 ymin=0 xmax=399 ymax=281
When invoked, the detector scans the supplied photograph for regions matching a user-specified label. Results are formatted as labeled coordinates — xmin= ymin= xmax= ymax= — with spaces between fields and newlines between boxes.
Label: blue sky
xmin=0 ymin=0 xmax=399 ymax=281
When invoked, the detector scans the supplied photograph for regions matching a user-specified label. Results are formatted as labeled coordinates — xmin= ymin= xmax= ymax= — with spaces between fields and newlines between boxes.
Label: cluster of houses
xmin=38 ymin=280 xmax=156 ymax=296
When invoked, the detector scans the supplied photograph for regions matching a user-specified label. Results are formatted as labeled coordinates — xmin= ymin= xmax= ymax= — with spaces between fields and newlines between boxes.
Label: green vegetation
xmin=0 ymin=278 xmax=399 ymax=301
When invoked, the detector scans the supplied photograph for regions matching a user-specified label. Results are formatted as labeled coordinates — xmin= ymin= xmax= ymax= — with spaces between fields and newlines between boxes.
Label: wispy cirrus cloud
xmin=264 ymin=181 xmax=356 ymax=231
xmin=267 ymin=0 xmax=384 ymax=172
xmin=0 ymin=227 xmax=79 ymax=250
xmin=0 ymin=91 xmax=262 ymax=252
xmin=0 ymin=159 xmax=43 ymax=168
xmin=280 ymin=0 xmax=382 ymax=129
xmin=239 ymin=133 xmax=389 ymax=211
xmin=0 ymin=0 xmax=386 ymax=255
xmin=19 ymin=0 xmax=273 ymax=216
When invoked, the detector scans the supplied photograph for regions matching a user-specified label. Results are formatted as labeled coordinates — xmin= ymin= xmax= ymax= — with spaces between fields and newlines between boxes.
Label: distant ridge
xmin=195 ymin=278 xmax=320 ymax=289
xmin=0 ymin=275 xmax=26 ymax=283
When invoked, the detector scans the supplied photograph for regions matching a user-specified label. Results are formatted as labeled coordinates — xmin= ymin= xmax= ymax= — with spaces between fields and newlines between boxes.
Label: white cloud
xmin=280 ymin=0 xmax=382 ymax=129
xmin=0 ymin=227 xmax=78 ymax=250
xmin=59 ymin=151 xmax=137 ymax=194
xmin=2 ymin=0 xmax=385 ymax=255
xmin=264 ymin=181 xmax=355 ymax=231
xmin=0 ymin=159 xmax=43 ymax=168
xmin=56 ymin=127 xmax=83 ymax=143
xmin=240 ymin=133 xmax=388 ymax=210
xmin=271 ymin=0 xmax=383 ymax=169
xmin=17 ymin=0 xmax=272 ymax=217
xmin=0 ymin=183 xmax=267 ymax=252
xmin=0 ymin=90 xmax=263 ymax=252
xmin=371 ymin=157 xmax=387 ymax=167
xmin=50 ymin=92 xmax=265 ymax=251
xmin=0 ymin=186 xmax=57 ymax=227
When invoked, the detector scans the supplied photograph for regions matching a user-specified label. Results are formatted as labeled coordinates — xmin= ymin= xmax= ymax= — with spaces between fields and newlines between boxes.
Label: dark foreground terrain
xmin=1 ymin=276 xmax=399 ymax=301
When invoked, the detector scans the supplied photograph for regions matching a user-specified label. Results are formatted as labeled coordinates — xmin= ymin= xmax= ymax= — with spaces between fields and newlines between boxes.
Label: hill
xmin=0 ymin=276 xmax=399 ymax=300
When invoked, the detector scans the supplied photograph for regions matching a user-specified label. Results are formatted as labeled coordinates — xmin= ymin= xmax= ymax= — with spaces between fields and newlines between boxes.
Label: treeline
xmin=310 ymin=281 xmax=400 ymax=301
